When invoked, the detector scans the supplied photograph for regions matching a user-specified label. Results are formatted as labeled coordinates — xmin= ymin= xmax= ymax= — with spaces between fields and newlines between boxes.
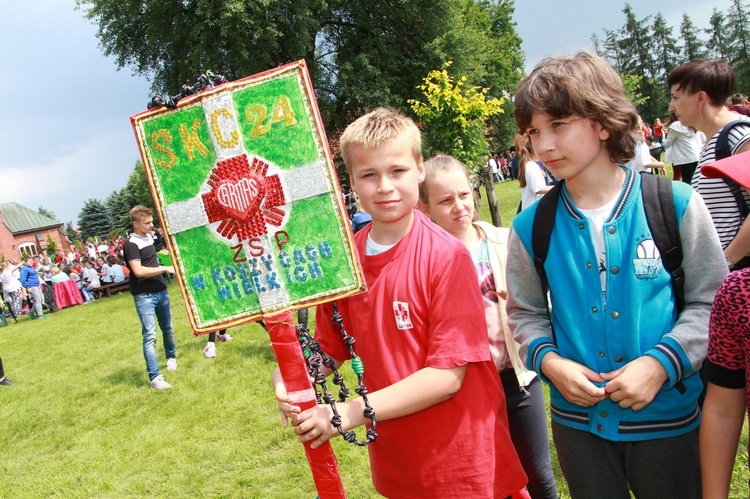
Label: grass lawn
xmin=1 ymin=177 xmax=747 ymax=497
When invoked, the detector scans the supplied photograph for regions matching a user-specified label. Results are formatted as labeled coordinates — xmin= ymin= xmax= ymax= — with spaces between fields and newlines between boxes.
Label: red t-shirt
xmin=315 ymin=210 xmax=526 ymax=498
xmin=654 ymin=123 xmax=664 ymax=137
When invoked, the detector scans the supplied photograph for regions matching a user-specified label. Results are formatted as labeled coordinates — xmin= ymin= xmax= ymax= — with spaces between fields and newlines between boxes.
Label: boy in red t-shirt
xmin=273 ymin=108 xmax=527 ymax=498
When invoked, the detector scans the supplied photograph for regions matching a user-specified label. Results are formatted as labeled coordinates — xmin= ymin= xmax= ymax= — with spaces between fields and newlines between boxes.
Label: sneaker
xmin=203 ymin=343 xmax=216 ymax=358
xmin=166 ymin=358 xmax=177 ymax=371
xmin=217 ymin=333 xmax=233 ymax=342
xmin=0 ymin=377 xmax=12 ymax=386
xmin=149 ymin=375 xmax=172 ymax=390
xmin=39 ymin=315 xmax=48 ymax=320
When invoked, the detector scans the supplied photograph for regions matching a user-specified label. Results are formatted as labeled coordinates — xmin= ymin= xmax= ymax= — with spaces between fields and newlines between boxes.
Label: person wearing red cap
xmin=700 ymin=152 xmax=750 ymax=499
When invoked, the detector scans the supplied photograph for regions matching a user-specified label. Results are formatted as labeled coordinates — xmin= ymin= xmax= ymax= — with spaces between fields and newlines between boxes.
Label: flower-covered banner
xmin=131 ymin=61 xmax=365 ymax=333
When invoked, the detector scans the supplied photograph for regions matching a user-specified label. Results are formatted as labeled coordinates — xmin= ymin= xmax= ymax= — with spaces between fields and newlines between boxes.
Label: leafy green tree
xmin=78 ymin=199 xmax=114 ymax=241
xmin=37 ymin=206 xmax=58 ymax=221
xmin=680 ymin=13 xmax=707 ymax=62
xmin=621 ymin=74 xmax=649 ymax=108
xmin=77 ymin=0 xmax=325 ymax=97
xmin=78 ymin=0 xmax=525 ymax=149
xmin=45 ymin=234 xmax=59 ymax=256
xmin=409 ymin=62 xmax=504 ymax=169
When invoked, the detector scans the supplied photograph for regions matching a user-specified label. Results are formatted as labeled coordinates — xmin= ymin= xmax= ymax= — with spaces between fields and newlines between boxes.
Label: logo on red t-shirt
xmin=393 ymin=301 xmax=413 ymax=330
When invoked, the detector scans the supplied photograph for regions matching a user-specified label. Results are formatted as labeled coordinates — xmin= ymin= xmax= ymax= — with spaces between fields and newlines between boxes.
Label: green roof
xmin=0 ymin=202 xmax=62 ymax=235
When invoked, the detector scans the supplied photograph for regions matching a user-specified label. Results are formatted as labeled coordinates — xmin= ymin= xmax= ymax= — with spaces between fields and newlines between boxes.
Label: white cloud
xmin=0 ymin=125 xmax=141 ymax=224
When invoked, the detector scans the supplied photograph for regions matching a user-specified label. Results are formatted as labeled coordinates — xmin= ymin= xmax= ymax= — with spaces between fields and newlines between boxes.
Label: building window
xmin=19 ymin=242 xmax=38 ymax=258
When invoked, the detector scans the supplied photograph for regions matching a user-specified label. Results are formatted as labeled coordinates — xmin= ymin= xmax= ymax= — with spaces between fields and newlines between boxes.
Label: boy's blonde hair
xmin=129 ymin=205 xmax=153 ymax=224
xmin=514 ymin=51 xmax=639 ymax=164
xmin=339 ymin=107 xmax=422 ymax=172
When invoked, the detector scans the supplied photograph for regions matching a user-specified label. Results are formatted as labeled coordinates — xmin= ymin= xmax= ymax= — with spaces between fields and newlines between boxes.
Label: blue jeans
xmin=133 ymin=289 xmax=176 ymax=381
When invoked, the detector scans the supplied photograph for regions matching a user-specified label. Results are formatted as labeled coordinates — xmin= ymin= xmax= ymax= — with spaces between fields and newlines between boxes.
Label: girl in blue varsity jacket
xmin=506 ymin=52 xmax=728 ymax=499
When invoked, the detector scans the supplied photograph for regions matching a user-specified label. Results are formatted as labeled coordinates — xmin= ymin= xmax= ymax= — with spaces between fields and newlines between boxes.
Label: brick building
xmin=0 ymin=203 xmax=70 ymax=261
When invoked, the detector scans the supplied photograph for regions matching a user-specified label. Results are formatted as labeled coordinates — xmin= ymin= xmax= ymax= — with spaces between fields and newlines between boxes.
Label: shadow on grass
xmin=233 ymin=341 xmax=277 ymax=361
xmin=102 ymin=367 xmax=145 ymax=388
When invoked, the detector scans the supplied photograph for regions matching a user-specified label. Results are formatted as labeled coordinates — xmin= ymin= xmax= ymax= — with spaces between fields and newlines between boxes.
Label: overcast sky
xmin=0 ymin=0 xmax=734 ymax=225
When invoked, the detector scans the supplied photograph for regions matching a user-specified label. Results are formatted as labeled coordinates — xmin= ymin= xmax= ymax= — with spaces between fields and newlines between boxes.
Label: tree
xmin=45 ymin=233 xmax=59 ymax=256
xmin=107 ymin=188 xmax=135 ymax=235
xmin=621 ymin=74 xmax=649 ymax=108
xmin=409 ymin=62 xmax=504 ymax=169
xmin=78 ymin=199 xmax=114 ymax=241
xmin=124 ymin=160 xmax=155 ymax=211
xmin=77 ymin=0 xmax=525 ymax=148
xmin=651 ymin=13 xmax=680 ymax=81
xmin=65 ymin=222 xmax=81 ymax=245
xmin=706 ymin=8 xmax=731 ymax=60
xmin=37 ymin=206 xmax=59 ymax=221
xmin=680 ymin=13 xmax=707 ymax=62
xmin=618 ymin=4 xmax=663 ymax=121
xmin=728 ymin=0 xmax=750 ymax=90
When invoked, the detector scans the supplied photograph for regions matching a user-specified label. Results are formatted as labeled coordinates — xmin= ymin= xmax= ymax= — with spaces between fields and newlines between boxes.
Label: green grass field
xmin=1 ymin=178 xmax=747 ymax=497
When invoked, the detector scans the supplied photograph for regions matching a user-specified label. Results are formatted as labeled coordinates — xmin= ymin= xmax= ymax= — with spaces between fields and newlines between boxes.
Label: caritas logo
xmin=202 ymin=154 xmax=286 ymax=242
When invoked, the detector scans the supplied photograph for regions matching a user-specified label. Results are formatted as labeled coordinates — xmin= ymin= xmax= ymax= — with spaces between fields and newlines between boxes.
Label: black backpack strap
xmin=641 ymin=173 xmax=684 ymax=314
xmin=531 ymin=182 xmax=562 ymax=343
xmin=715 ymin=120 xmax=750 ymax=220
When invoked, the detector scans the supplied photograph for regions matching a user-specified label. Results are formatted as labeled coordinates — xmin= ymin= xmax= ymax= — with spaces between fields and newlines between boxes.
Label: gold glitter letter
xmin=272 ymin=96 xmax=297 ymax=127
xmin=151 ymin=129 xmax=177 ymax=169
xmin=210 ymin=108 xmax=240 ymax=148
xmin=179 ymin=119 xmax=209 ymax=161
xmin=246 ymin=105 xmax=271 ymax=138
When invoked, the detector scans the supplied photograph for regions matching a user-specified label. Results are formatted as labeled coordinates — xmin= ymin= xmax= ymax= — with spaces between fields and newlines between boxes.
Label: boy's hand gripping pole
xmin=266 ymin=312 xmax=346 ymax=498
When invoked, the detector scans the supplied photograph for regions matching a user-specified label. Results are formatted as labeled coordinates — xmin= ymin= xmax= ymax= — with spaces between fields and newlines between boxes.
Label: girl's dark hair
xmin=514 ymin=51 xmax=639 ymax=164
xmin=667 ymin=59 xmax=735 ymax=107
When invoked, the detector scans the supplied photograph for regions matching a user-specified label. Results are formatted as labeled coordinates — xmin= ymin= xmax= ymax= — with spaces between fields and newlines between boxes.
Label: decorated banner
xmin=131 ymin=61 xmax=365 ymax=333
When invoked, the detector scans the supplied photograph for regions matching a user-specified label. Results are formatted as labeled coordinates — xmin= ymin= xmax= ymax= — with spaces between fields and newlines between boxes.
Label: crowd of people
xmin=3 ymin=50 xmax=750 ymax=498
xmin=272 ymin=55 xmax=750 ymax=499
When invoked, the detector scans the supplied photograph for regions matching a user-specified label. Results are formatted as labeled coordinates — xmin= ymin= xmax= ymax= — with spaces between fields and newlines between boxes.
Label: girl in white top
xmin=0 ymin=261 xmax=23 ymax=317
xmin=516 ymin=134 xmax=552 ymax=211
xmin=418 ymin=155 xmax=558 ymax=499
xmin=664 ymin=113 xmax=703 ymax=184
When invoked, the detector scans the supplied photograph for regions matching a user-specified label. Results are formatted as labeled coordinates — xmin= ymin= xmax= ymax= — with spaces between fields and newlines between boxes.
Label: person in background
xmin=106 ymin=256 xmax=126 ymax=283
xmin=727 ymin=93 xmax=750 ymax=117
xmin=664 ymin=112 xmax=703 ymax=184
xmin=123 ymin=205 xmax=177 ymax=390
xmin=0 ymin=355 xmax=12 ymax=386
xmin=1 ymin=261 xmax=24 ymax=318
xmin=19 ymin=257 xmax=46 ymax=320
xmin=668 ymin=59 xmax=750 ymax=270
xmin=653 ymin=117 xmax=665 ymax=144
xmin=419 ymin=154 xmax=558 ymax=498
xmin=203 ymin=329 xmax=233 ymax=358
xmin=50 ymin=267 xmax=69 ymax=283
xmin=698 ymin=154 xmax=750 ymax=499
xmin=517 ymin=134 xmax=552 ymax=211
xmin=81 ymin=260 xmax=101 ymax=303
